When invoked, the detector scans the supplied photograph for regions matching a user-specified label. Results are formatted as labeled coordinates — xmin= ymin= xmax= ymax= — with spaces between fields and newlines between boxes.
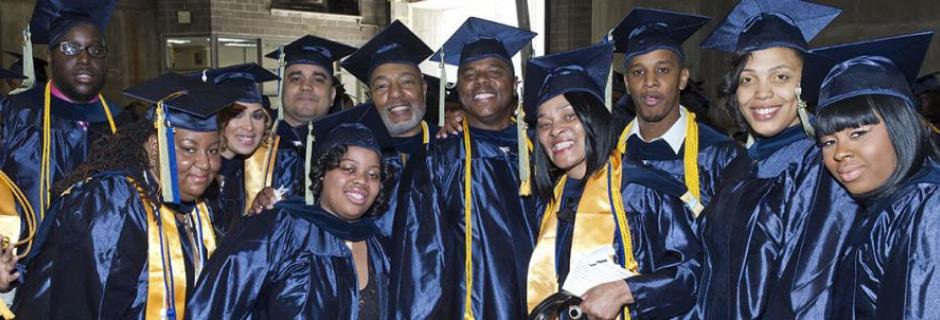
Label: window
xmin=271 ymin=0 xmax=360 ymax=16
xmin=165 ymin=36 xmax=211 ymax=73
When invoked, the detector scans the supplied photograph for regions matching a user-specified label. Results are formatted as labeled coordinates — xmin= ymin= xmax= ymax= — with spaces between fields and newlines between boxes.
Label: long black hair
xmin=532 ymin=91 xmax=617 ymax=201
xmin=54 ymin=118 xmax=157 ymax=201
xmin=814 ymin=95 xmax=940 ymax=200
xmin=308 ymin=144 xmax=395 ymax=217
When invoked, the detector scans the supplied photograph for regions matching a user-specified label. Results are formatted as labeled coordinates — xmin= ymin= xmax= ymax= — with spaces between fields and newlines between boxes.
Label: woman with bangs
xmin=809 ymin=32 xmax=940 ymax=319
xmin=524 ymin=43 xmax=701 ymax=320
xmin=200 ymin=63 xmax=279 ymax=238
xmin=692 ymin=1 xmax=859 ymax=319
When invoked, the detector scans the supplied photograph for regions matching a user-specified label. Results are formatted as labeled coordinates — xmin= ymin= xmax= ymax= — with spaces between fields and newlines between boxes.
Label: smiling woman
xmin=808 ymin=31 xmax=940 ymax=319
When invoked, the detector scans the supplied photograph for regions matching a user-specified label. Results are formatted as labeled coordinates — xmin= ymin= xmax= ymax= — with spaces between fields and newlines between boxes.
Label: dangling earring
xmin=795 ymin=87 xmax=815 ymax=137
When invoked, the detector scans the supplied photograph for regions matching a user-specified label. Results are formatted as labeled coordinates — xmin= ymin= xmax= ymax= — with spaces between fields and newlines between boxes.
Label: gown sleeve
xmin=879 ymin=191 xmax=940 ymax=319
xmin=47 ymin=175 xmax=149 ymax=318
xmin=623 ymin=187 xmax=702 ymax=319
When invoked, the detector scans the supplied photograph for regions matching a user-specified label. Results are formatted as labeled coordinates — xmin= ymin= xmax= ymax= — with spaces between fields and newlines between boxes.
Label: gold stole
xmin=526 ymin=153 xmax=638 ymax=319
xmin=243 ymin=135 xmax=281 ymax=214
xmin=617 ymin=112 xmax=704 ymax=216
xmin=125 ymin=178 xmax=216 ymax=320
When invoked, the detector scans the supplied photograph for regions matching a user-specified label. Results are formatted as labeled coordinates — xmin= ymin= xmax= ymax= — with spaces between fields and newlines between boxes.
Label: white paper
xmin=561 ymin=247 xmax=635 ymax=297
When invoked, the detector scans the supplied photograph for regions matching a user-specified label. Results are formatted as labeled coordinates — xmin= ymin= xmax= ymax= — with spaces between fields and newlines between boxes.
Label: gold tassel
xmin=9 ymin=25 xmax=33 ymax=95
xmin=517 ymin=103 xmax=531 ymax=196
xmin=795 ymin=87 xmax=815 ymax=137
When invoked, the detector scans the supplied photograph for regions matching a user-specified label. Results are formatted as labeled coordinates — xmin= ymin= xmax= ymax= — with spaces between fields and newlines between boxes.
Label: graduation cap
xmin=0 ymin=67 xmax=25 ymax=80
xmin=700 ymin=0 xmax=841 ymax=53
xmin=610 ymin=7 xmax=710 ymax=62
xmin=430 ymin=17 xmax=537 ymax=67
xmin=201 ymin=63 xmax=279 ymax=105
xmin=124 ymin=72 xmax=243 ymax=203
xmin=5 ymin=51 xmax=48 ymax=83
xmin=523 ymin=43 xmax=614 ymax=124
xmin=341 ymin=20 xmax=433 ymax=85
xmin=913 ymin=71 xmax=940 ymax=96
xmin=807 ymin=31 xmax=934 ymax=112
xmin=29 ymin=0 xmax=118 ymax=45
xmin=304 ymin=103 xmax=391 ymax=204
xmin=264 ymin=35 xmax=356 ymax=74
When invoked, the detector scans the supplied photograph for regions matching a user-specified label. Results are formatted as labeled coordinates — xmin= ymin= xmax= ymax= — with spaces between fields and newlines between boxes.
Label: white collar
xmin=629 ymin=106 xmax=688 ymax=155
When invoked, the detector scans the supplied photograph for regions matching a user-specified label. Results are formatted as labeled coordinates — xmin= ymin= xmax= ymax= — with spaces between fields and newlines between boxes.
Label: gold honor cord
xmin=131 ymin=177 xmax=216 ymax=320
xmin=526 ymin=153 xmax=637 ymax=318
xmin=421 ymin=121 xmax=430 ymax=144
xmin=461 ymin=119 xmax=475 ymax=320
xmin=0 ymin=171 xmax=38 ymax=320
xmin=616 ymin=113 xmax=703 ymax=216
xmin=39 ymin=81 xmax=118 ymax=220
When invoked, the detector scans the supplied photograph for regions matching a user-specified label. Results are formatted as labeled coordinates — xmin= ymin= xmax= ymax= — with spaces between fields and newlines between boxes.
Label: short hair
xmin=308 ymin=143 xmax=394 ymax=217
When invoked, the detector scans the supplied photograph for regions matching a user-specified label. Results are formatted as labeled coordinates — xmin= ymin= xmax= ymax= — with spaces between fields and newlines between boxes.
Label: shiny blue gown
xmin=549 ymin=159 xmax=702 ymax=319
xmin=624 ymin=119 xmax=744 ymax=207
xmin=272 ymin=120 xmax=307 ymax=197
xmin=830 ymin=162 xmax=940 ymax=319
xmin=11 ymin=171 xmax=202 ymax=319
xmin=204 ymin=156 xmax=246 ymax=240
xmin=388 ymin=125 xmax=540 ymax=319
xmin=694 ymin=125 xmax=859 ymax=319
xmin=372 ymin=120 xmax=437 ymax=245
xmin=0 ymin=84 xmax=126 ymax=249
xmin=186 ymin=199 xmax=389 ymax=319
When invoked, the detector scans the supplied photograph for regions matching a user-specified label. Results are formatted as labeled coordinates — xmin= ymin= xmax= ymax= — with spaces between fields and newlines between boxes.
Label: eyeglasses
xmin=54 ymin=41 xmax=107 ymax=59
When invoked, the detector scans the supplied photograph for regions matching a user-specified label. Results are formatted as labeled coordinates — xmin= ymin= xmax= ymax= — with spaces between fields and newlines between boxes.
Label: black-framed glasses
xmin=54 ymin=41 xmax=108 ymax=59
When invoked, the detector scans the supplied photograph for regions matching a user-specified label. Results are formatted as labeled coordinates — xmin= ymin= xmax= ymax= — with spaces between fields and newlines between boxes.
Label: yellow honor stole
xmin=243 ymin=134 xmax=281 ymax=214
xmin=126 ymin=178 xmax=216 ymax=320
xmin=526 ymin=152 xmax=638 ymax=319
xmin=617 ymin=111 xmax=704 ymax=216
xmin=39 ymin=81 xmax=117 ymax=222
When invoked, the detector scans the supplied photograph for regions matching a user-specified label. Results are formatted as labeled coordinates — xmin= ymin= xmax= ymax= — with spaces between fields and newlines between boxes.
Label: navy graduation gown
xmin=831 ymin=163 xmax=940 ymax=319
xmin=373 ymin=121 xmax=437 ymax=245
xmin=272 ymin=120 xmax=308 ymax=197
xmin=186 ymin=199 xmax=390 ymax=319
xmin=624 ymin=119 xmax=744 ymax=208
xmin=0 ymin=84 xmax=126 ymax=240
xmin=11 ymin=172 xmax=201 ymax=319
xmin=548 ymin=159 xmax=702 ymax=319
xmin=204 ymin=156 xmax=247 ymax=240
xmin=388 ymin=125 xmax=540 ymax=319
xmin=694 ymin=125 xmax=858 ymax=319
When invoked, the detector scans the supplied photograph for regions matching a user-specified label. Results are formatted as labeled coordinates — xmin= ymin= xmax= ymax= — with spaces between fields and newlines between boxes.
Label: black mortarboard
xmin=29 ymin=0 xmax=118 ymax=45
xmin=201 ymin=63 xmax=279 ymax=104
xmin=913 ymin=72 xmax=940 ymax=96
xmin=341 ymin=20 xmax=433 ymax=85
xmin=5 ymin=51 xmax=48 ymax=83
xmin=127 ymin=72 xmax=243 ymax=132
xmin=264 ymin=35 xmax=356 ymax=74
xmin=700 ymin=0 xmax=841 ymax=53
xmin=311 ymin=103 xmax=391 ymax=153
xmin=611 ymin=8 xmax=710 ymax=62
xmin=429 ymin=17 xmax=537 ymax=67
xmin=523 ymin=43 xmax=613 ymax=124
xmin=808 ymin=31 xmax=934 ymax=111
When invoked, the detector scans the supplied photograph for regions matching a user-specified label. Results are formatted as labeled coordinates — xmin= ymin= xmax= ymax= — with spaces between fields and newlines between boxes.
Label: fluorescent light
xmin=219 ymin=37 xmax=250 ymax=43
xmin=167 ymin=39 xmax=191 ymax=44
xmin=223 ymin=43 xmax=257 ymax=47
